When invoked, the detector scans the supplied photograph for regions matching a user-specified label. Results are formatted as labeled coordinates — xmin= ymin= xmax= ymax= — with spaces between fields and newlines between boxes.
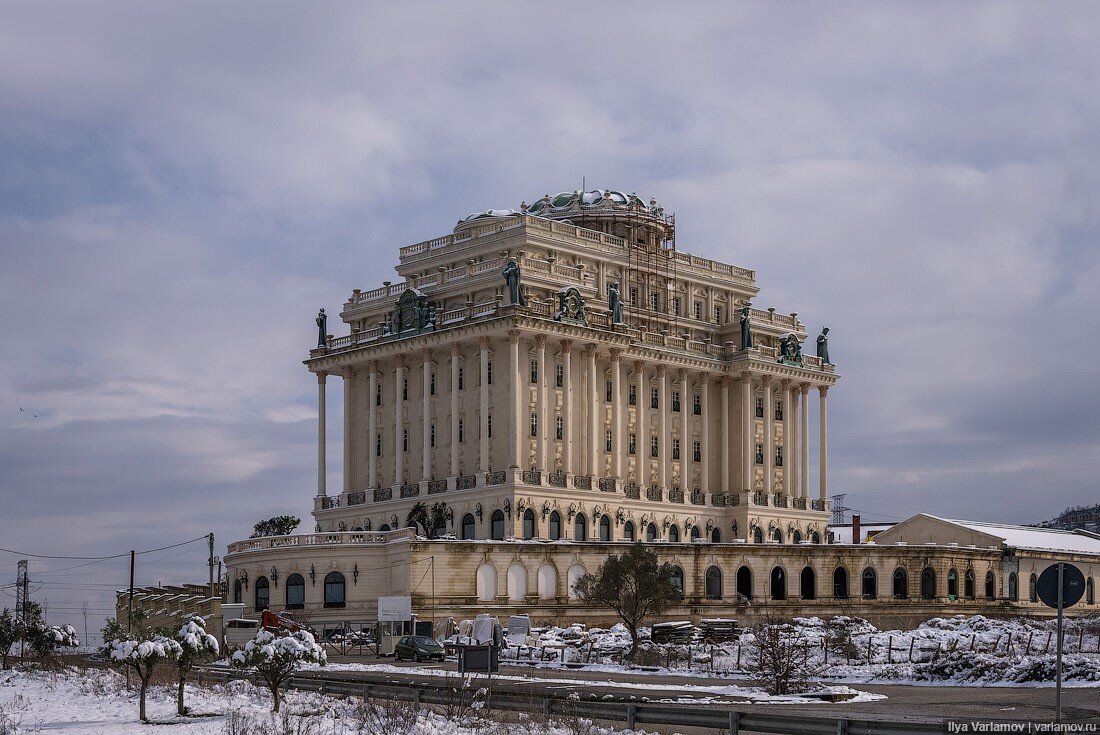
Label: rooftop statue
xmin=817 ymin=327 xmax=831 ymax=364
xmin=739 ymin=306 xmax=753 ymax=349
xmin=315 ymin=308 xmax=327 ymax=348
xmin=502 ymin=259 xmax=527 ymax=306
xmin=608 ymin=282 xmax=624 ymax=324
xmin=779 ymin=333 xmax=803 ymax=365
xmin=556 ymin=287 xmax=587 ymax=326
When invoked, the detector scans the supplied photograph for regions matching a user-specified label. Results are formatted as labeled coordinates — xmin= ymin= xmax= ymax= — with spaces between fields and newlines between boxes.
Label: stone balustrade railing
xmin=227 ymin=528 xmax=414 ymax=554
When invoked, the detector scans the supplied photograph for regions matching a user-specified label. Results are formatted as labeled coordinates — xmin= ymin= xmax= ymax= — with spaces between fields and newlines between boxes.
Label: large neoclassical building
xmin=222 ymin=189 xmax=1099 ymax=632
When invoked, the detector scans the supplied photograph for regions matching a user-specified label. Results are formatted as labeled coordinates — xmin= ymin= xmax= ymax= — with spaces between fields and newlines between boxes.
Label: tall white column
xmin=342 ymin=366 xmax=354 ymax=493
xmin=658 ymin=366 xmax=669 ymax=488
xmin=317 ymin=371 xmax=327 ymax=497
xmin=421 ymin=350 xmax=432 ymax=482
xmin=789 ymin=386 xmax=799 ymax=498
xmin=819 ymin=386 xmax=829 ymax=501
xmin=720 ymin=377 xmax=730 ymax=494
xmin=763 ymin=376 xmax=774 ymax=494
xmin=679 ymin=369 xmax=689 ymax=488
xmin=587 ymin=345 xmax=598 ymax=477
xmin=741 ymin=373 xmax=752 ymax=491
xmin=800 ymin=384 xmax=810 ymax=499
xmin=536 ymin=335 xmax=548 ymax=471
xmin=782 ymin=380 xmax=792 ymax=495
xmin=635 ymin=361 xmax=647 ymax=487
xmin=394 ymin=355 xmax=405 ymax=487
xmin=509 ymin=330 xmax=522 ymax=469
xmin=700 ymin=373 xmax=710 ymax=493
xmin=479 ymin=337 xmax=491 ymax=473
xmin=561 ymin=340 xmax=573 ymax=475
xmin=611 ymin=349 xmax=620 ymax=479
xmin=449 ymin=345 xmax=460 ymax=477
xmin=367 ymin=363 xmax=378 ymax=488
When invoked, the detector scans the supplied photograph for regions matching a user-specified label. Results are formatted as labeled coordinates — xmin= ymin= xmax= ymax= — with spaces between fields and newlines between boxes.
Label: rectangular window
xmin=458 ymin=420 xmax=464 ymax=443
xmin=628 ymin=384 xmax=637 ymax=405
xmin=693 ymin=440 xmax=701 ymax=463
xmin=693 ymin=301 xmax=702 ymax=320
xmin=430 ymin=373 xmax=436 ymax=396
xmin=487 ymin=415 xmax=492 ymax=438
xmin=650 ymin=436 xmax=659 ymax=457
xmin=775 ymin=446 xmax=784 ymax=467
xmin=755 ymin=443 xmax=764 ymax=464
xmin=755 ymin=397 xmax=764 ymax=418
xmin=672 ymin=296 xmax=681 ymax=316
xmin=376 ymin=434 xmax=382 ymax=457
xmin=651 ymin=387 xmax=659 ymax=409
xmin=402 ymin=378 xmax=408 ymax=401
xmin=628 ymin=433 xmax=637 ymax=454
xmin=693 ymin=394 xmax=701 ymax=415
xmin=775 ymin=401 xmax=783 ymax=421
xmin=556 ymin=416 xmax=563 ymax=440
xmin=672 ymin=438 xmax=681 ymax=460
xmin=606 ymin=379 xmax=613 ymax=402
xmin=605 ymin=430 xmax=612 ymax=452
xmin=556 ymin=364 xmax=564 ymax=388
xmin=650 ymin=292 xmax=660 ymax=311
xmin=530 ymin=413 xmax=538 ymax=437
xmin=487 ymin=361 xmax=493 ymax=385
xmin=375 ymin=385 xmax=382 ymax=406
xmin=629 ymin=286 xmax=638 ymax=305
xmin=403 ymin=429 xmax=409 ymax=452
xmin=672 ymin=390 xmax=681 ymax=412
xmin=530 ymin=360 xmax=538 ymax=384
xmin=714 ymin=305 xmax=722 ymax=324
xmin=430 ymin=424 xmax=436 ymax=448
xmin=458 ymin=367 xmax=464 ymax=390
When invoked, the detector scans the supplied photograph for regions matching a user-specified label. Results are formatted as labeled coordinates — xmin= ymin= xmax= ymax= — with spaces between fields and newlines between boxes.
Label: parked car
xmin=394 ymin=635 xmax=445 ymax=662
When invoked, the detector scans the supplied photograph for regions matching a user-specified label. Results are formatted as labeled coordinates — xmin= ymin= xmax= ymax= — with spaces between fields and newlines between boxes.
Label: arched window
xmin=461 ymin=513 xmax=476 ymax=540
xmin=379 ymin=524 xmax=391 ymax=532
xmin=736 ymin=566 xmax=753 ymax=600
xmin=833 ymin=567 xmax=849 ymax=599
xmin=476 ymin=564 xmax=497 ymax=601
xmin=752 ymin=526 xmax=763 ymax=544
xmin=921 ymin=567 xmax=936 ymax=600
xmin=861 ymin=568 xmax=877 ymax=599
xmin=893 ymin=568 xmax=908 ymax=599
xmin=689 ymin=524 xmax=700 ymax=541
xmin=1008 ymin=572 xmax=1019 ymax=601
xmin=549 ymin=511 xmax=562 ymax=540
xmin=964 ymin=570 xmax=975 ymax=600
xmin=811 ymin=530 xmax=821 ymax=544
xmin=599 ymin=515 xmax=611 ymax=541
xmin=791 ymin=529 xmax=802 ymax=544
xmin=1028 ymin=573 xmax=1038 ymax=603
xmin=948 ymin=568 xmax=959 ymax=599
xmin=668 ymin=525 xmax=680 ymax=543
xmin=705 ymin=566 xmax=722 ymax=599
xmin=771 ymin=528 xmax=783 ymax=543
xmin=286 ymin=573 xmax=305 ymax=610
xmin=255 ymin=576 xmax=270 ymax=611
xmin=573 ymin=514 xmax=587 ymax=541
xmin=491 ymin=510 xmax=505 ymax=540
xmin=985 ymin=570 xmax=996 ymax=600
xmin=1087 ymin=577 xmax=1094 ymax=605
xmin=771 ymin=567 xmax=787 ymax=600
xmin=800 ymin=567 xmax=816 ymax=600
xmin=623 ymin=521 xmax=635 ymax=541
xmin=522 ymin=509 xmax=536 ymax=540
xmin=664 ymin=567 xmax=682 ymax=594
xmin=710 ymin=527 xmax=721 ymax=543
xmin=324 ymin=572 xmax=346 ymax=608
xmin=233 ymin=579 xmax=242 ymax=604
xmin=646 ymin=523 xmax=658 ymax=542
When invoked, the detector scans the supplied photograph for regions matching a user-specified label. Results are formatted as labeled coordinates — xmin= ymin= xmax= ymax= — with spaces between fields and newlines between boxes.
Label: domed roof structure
xmin=525 ymin=189 xmax=663 ymax=217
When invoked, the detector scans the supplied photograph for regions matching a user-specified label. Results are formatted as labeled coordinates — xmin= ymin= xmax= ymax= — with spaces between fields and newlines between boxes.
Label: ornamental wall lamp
xmin=270 ymin=567 xmax=278 ymax=588
xmin=353 ymin=564 xmax=359 ymax=585
xmin=503 ymin=499 xmax=511 ymax=518
xmin=567 ymin=503 xmax=577 ymax=521
xmin=541 ymin=501 xmax=551 ymax=519
xmin=475 ymin=503 xmax=483 ymax=521
xmin=309 ymin=564 xmax=316 ymax=585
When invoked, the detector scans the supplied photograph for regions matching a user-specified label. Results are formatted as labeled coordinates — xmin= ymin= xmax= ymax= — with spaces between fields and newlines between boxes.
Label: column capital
xmin=717 ymin=374 xmax=729 ymax=387
xmin=342 ymin=365 xmax=354 ymax=380
xmin=819 ymin=386 xmax=830 ymax=398
xmin=367 ymin=359 xmax=379 ymax=372
xmin=739 ymin=370 xmax=753 ymax=382
xmin=800 ymin=382 xmax=811 ymax=395
xmin=478 ymin=336 xmax=492 ymax=351
xmin=395 ymin=353 xmax=406 ymax=369
xmin=633 ymin=359 xmax=645 ymax=372
xmin=656 ymin=364 xmax=667 ymax=376
xmin=507 ymin=329 xmax=522 ymax=343
xmin=761 ymin=374 xmax=772 ymax=387
xmin=609 ymin=347 xmax=623 ymax=361
xmin=450 ymin=342 xmax=462 ymax=357
xmin=583 ymin=342 xmax=598 ymax=358
xmin=420 ymin=348 xmax=433 ymax=363
xmin=534 ymin=334 xmax=547 ymax=348
xmin=560 ymin=338 xmax=573 ymax=353
xmin=699 ymin=371 xmax=711 ymax=385
xmin=677 ymin=367 xmax=688 ymax=382
xmin=316 ymin=371 xmax=328 ymax=384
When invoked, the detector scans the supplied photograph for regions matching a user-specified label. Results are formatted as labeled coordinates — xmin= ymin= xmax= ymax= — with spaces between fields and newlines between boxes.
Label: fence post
xmin=414 ymin=689 xmax=421 ymax=710
xmin=627 ymin=705 xmax=636 ymax=730
xmin=908 ymin=638 xmax=915 ymax=662
xmin=836 ymin=718 xmax=850 ymax=735
xmin=866 ymin=635 xmax=873 ymax=662
xmin=729 ymin=710 xmax=740 ymax=735
xmin=887 ymin=636 xmax=893 ymax=664
xmin=543 ymin=698 xmax=552 ymax=718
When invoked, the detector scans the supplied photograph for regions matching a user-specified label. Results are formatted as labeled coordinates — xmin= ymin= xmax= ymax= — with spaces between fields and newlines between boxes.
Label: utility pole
xmin=16 ymin=560 xmax=27 ymax=659
xmin=207 ymin=532 xmax=215 ymax=598
xmin=127 ymin=550 xmax=135 ymax=689
xmin=830 ymin=493 xmax=849 ymax=526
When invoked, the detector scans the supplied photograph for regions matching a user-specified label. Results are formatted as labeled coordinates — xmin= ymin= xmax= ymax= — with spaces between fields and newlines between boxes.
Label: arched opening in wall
xmin=646 ymin=523 xmax=658 ymax=542
xmin=599 ymin=515 xmax=611 ymax=541
xmin=286 ymin=574 xmax=305 ymax=610
xmin=1087 ymin=577 xmax=1094 ymax=605
xmin=379 ymin=524 xmax=391 ymax=532
xmin=507 ymin=564 xmax=527 ymax=601
xmin=811 ymin=530 xmax=821 ymax=544
xmin=752 ymin=527 xmax=763 ymax=544
xmin=985 ymin=571 xmax=996 ymax=600
xmin=705 ymin=566 xmax=722 ymax=599
xmin=233 ymin=580 xmax=242 ymax=604
xmin=549 ymin=511 xmax=562 ymax=540
xmin=947 ymin=568 xmax=959 ymax=599
xmin=567 ymin=564 xmax=586 ymax=600
xmin=537 ymin=564 xmax=557 ymax=599
xmin=736 ymin=566 xmax=753 ymax=600
xmin=964 ymin=569 xmax=975 ymax=600
xmin=791 ymin=529 xmax=802 ymax=544
xmin=861 ymin=568 xmax=877 ymax=599
xmin=670 ymin=566 xmax=684 ymax=593
xmin=352 ymin=526 xmax=363 ymax=532
xmin=893 ymin=568 xmax=908 ymax=599
xmin=461 ymin=514 xmax=476 ymax=540
xmin=623 ymin=521 xmax=635 ymax=541
xmin=689 ymin=525 xmax=700 ymax=542
xmin=710 ymin=528 xmax=721 ymax=543
xmin=833 ymin=567 xmax=849 ymax=599
xmin=476 ymin=564 xmax=497 ymax=601
xmin=770 ymin=567 xmax=787 ymax=600
xmin=1028 ymin=573 xmax=1038 ymax=603
xmin=324 ymin=572 xmax=346 ymax=608
xmin=255 ymin=576 xmax=270 ymax=611
xmin=574 ymin=514 xmax=587 ymax=541
xmin=522 ymin=509 xmax=536 ymax=540
xmin=800 ymin=567 xmax=816 ymax=599
xmin=771 ymin=528 xmax=783 ymax=543
xmin=668 ymin=525 xmax=680 ymax=542
xmin=921 ymin=567 xmax=936 ymax=600
xmin=491 ymin=510 xmax=505 ymax=541
xmin=1008 ymin=572 xmax=1019 ymax=601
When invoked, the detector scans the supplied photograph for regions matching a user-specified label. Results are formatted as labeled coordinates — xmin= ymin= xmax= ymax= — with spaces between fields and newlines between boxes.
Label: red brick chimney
xmin=852 ymin=514 xmax=861 ymax=544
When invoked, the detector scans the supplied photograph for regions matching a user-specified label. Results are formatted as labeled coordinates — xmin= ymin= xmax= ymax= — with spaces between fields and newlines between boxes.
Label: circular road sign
xmin=1036 ymin=563 xmax=1085 ymax=609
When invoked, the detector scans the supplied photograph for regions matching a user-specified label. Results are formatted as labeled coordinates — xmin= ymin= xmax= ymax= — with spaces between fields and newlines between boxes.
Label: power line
xmin=0 ymin=535 xmax=209 ymax=561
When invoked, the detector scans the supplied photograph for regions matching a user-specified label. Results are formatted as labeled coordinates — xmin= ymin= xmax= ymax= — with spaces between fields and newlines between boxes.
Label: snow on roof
xmin=930 ymin=515 xmax=1100 ymax=555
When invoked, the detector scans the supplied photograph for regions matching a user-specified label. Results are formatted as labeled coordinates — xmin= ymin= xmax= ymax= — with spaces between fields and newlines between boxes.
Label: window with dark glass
xmin=714 ymin=305 xmax=722 ymax=323
xmin=775 ymin=401 xmax=783 ymax=420
xmin=705 ymin=566 xmax=722 ymax=599
xmin=623 ymin=521 xmax=635 ymax=540
xmin=324 ymin=572 xmax=346 ymax=608
xmin=402 ymin=378 xmax=408 ymax=401
xmin=556 ymin=416 xmax=563 ymax=440
xmin=651 ymin=388 xmax=659 ymax=409
xmin=549 ymin=511 xmax=562 ymax=540
xmin=491 ymin=510 xmax=505 ymax=540
xmin=599 ymin=515 xmax=611 ymax=541
xmin=672 ymin=390 xmax=681 ymax=412
xmin=668 ymin=525 xmax=680 ymax=542
xmin=286 ymin=574 xmax=305 ymax=609
xmin=461 ymin=514 xmax=476 ymax=540
xmin=672 ymin=438 xmax=680 ymax=460
xmin=430 ymin=373 xmax=436 ymax=395
xmin=522 ymin=509 xmax=536 ymax=540
xmin=693 ymin=301 xmax=702 ymax=320
xmin=629 ymin=286 xmax=638 ymax=305
xmin=693 ymin=394 xmax=701 ymax=415
xmin=530 ymin=360 xmax=538 ymax=384
xmin=556 ymin=364 xmax=564 ymax=388
xmin=375 ymin=385 xmax=382 ymax=406
xmin=254 ymin=576 xmax=270 ymax=611
xmin=487 ymin=415 xmax=492 ymax=438
xmin=487 ymin=361 xmax=493 ymax=385
xmin=458 ymin=419 xmax=464 ymax=442
xmin=628 ymin=433 xmax=636 ymax=454
xmin=458 ymin=367 xmax=464 ymax=390
xmin=693 ymin=441 xmax=701 ymax=462
xmin=628 ymin=385 xmax=637 ymax=405
xmin=775 ymin=446 xmax=783 ymax=467
xmin=376 ymin=434 xmax=382 ymax=457
xmin=402 ymin=429 xmax=408 ymax=452
xmin=605 ymin=430 xmax=612 ymax=452
xmin=430 ymin=424 xmax=436 ymax=448
xmin=670 ymin=566 xmax=684 ymax=592
xmin=573 ymin=514 xmax=587 ymax=541
xmin=650 ymin=436 xmax=659 ymax=457
xmin=606 ymin=380 xmax=612 ymax=402
xmin=893 ymin=568 xmax=908 ymax=599
xmin=530 ymin=413 xmax=538 ymax=437
xmin=755 ymin=443 xmax=764 ymax=464
xmin=834 ymin=567 xmax=849 ymax=599
xmin=755 ymin=397 xmax=764 ymax=418
xmin=646 ymin=523 xmax=658 ymax=542
xmin=862 ymin=568 xmax=877 ymax=599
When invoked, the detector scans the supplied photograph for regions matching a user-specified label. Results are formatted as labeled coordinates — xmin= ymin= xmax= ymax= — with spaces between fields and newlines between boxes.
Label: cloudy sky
xmin=2 ymin=2 xmax=1098 ymax=627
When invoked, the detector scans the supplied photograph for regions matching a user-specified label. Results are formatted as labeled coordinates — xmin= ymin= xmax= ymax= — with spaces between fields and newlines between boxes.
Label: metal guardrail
xmin=202 ymin=667 xmax=943 ymax=735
